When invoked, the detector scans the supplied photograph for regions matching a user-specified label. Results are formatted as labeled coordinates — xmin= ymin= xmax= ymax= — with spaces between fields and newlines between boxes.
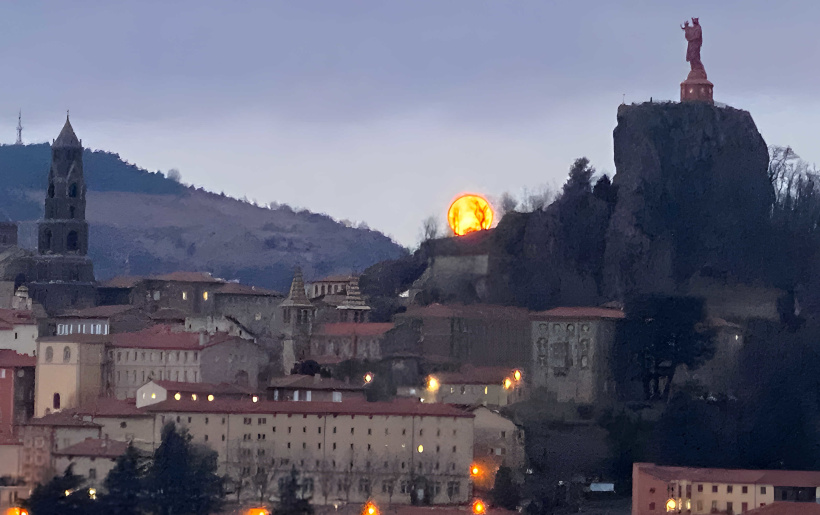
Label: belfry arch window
xmin=69 ymin=206 xmax=76 ymax=219
xmin=66 ymin=231 xmax=78 ymax=252
xmin=69 ymin=183 xmax=78 ymax=198
xmin=48 ymin=183 xmax=55 ymax=198
xmin=43 ymin=229 xmax=52 ymax=251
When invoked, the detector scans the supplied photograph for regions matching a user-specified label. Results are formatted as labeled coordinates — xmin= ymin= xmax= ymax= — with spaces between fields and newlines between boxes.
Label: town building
xmin=137 ymin=380 xmax=256 ymax=409
xmin=139 ymin=396 xmax=474 ymax=505
xmin=53 ymin=437 xmax=130 ymax=491
xmin=21 ymin=410 xmax=101 ymax=485
xmin=51 ymin=304 xmax=151 ymax=337
xmin=467 ymin=406 xmax=525 ymax=491
xmin=267 ymin=375 xmax=365 ymax=402
xmin=530 ymin=307 xmax=624 ymax=406
xmin=27 ymin=117 xmax=97 ymax=314
xmin=280 ymin=268 xmax=315 ymax=374
xmin=422 ymin=366 xmax=524 ymax=407
xmin=34 ymin=333 xmax=106 ymax=417
xmin=0 ymin=350 xmax=36 ymax=441
xmin=306 ymin=275 xmax=355 ymax=300
xmin=310 ymin=322 xmax=393 ymax=364
xmin=0 ymin=308 xmax=37 ymax=356
xmin=394 ymin=303 xmax=531 ymax=369
xmin=633 ymin=462 xmax=820 ymax=515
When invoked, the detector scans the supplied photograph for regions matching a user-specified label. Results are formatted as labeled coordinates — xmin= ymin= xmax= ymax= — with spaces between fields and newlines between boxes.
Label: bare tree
xmin=498 ymin=192 xmax=518 ymax=217
xmin=420 ymin=215 xmax=441 ymax=244
xmin=166 ymin=168 xmax=182 ymax=183
xmin=520 ymin=185 xmax=555 ymax=212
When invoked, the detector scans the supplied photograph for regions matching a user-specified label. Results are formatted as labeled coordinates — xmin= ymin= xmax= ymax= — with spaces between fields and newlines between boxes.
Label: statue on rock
xmin=679 ymin=17 xmax=713 ymax=103
xmin=681 ymin=18 xmax=705 ymax=78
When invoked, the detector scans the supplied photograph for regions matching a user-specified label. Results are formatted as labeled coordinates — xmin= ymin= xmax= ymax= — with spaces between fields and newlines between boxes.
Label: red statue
xmin=681 ymin=18 xmax=705 ymax=78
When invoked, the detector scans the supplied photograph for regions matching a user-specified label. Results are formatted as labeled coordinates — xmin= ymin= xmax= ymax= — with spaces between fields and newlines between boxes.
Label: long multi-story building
xmin=634 ymin=462 xmax=820 ymax=515
xmin=140 ymin=396 xmax=474 ymax=505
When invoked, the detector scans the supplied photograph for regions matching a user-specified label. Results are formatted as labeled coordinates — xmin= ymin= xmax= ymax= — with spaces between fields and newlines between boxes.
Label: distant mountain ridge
xmin=0 ymin=143 xmax=406 ymax=291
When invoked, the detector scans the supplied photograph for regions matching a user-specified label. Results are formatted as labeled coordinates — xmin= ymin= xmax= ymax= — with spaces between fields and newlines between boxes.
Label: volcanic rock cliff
xmin=603 ymin=102 xmax=774 ymax=300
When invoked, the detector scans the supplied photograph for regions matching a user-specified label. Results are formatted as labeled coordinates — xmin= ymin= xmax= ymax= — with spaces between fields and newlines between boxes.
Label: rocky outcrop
xmin=604 ymin=102 xmax=773 ymax=300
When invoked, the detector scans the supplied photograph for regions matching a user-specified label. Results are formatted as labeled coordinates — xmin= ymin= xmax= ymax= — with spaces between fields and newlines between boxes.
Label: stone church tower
xmin=28 ymin=117 xmax=96 ymax=313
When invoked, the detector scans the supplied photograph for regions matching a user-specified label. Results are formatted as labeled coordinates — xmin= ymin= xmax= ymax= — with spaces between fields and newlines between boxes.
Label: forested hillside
xmin=0 ymin=143 xmax=405 ymax=290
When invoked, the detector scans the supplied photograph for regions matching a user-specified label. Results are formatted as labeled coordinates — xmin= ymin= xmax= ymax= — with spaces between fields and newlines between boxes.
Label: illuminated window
xmin=203 ymin=291 xmax=209 ymax=300
xmin=182 ymin=291 xmax=188 ymax=300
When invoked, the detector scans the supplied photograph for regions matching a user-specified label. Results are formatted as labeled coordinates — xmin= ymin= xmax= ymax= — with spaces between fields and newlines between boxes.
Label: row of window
xmin=56 ymin=323 xmax=108 ymax=336
xmin=147 ymin=290 xmax=210 ymax=301
xmin=116 ymin=369 xmax=198 ymax=384
xmin=43 ymin=346 xmax=70 ymax=363
xmin=537 ymin=323 xmax=592 ymax=334
xmin=113 ymin=350 xmax=198 ymax=363
xmin=238 ymin=419 xmax=457 ymax=438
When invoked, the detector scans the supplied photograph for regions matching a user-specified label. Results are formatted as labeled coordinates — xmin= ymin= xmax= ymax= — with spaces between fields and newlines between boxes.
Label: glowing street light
xmin=174 ymin=392 xmax=181 ymax=401
xmin=503 ymin=378 xmax=513 ymax=390
xmin=417 ymin=445 xmax=424 ymax=453
xmin=666 ymin=498 xmax=677 ymax=512
xmin=207 ymin=394 xmax=214 ymax=401
xmin=513 ymin=369 xmax=522 ymax=382
xmin=363 ymin=501 xmax=379 ymax=515
xmin=471 ymin=465 xmax=481 ymax=477
xmin=88 ymin=488 xmax=97 ymax=500
xmin=364 ymin=373 xmax=374 ymax=384
xmin=427 ymin=376 xmax=440 ymax=392
xmin=472 ymin=500 xmax=487 ymax=514
xmin=247 ymin=509 xmax=270 ymax=515
xmin=252 ymin=395 xmax=259 ymax=403
xmin=191 ymin=394 xmax=197 ymax=401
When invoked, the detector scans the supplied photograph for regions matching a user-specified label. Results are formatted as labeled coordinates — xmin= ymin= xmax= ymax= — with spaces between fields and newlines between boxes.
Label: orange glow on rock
xmin=448 ymin=194 xmax=493 ymax=236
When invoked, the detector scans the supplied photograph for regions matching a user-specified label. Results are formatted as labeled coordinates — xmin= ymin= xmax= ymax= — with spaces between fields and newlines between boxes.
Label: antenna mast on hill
xmin=15 ymin=110 xmax=22 ymax=145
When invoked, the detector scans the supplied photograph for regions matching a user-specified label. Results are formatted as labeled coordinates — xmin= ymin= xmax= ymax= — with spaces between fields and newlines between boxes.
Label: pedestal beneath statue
xmin=680 ymin=69 xmax=713 ymax=103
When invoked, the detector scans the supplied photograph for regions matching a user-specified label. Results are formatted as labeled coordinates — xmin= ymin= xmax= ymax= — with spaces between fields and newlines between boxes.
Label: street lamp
xmin=473 ymin=500 xmax=487 ymax=514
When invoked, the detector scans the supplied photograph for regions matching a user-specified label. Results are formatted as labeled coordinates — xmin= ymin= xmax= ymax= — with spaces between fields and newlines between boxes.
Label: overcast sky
xmin=1 ymin=1 xmax=817 ymax=246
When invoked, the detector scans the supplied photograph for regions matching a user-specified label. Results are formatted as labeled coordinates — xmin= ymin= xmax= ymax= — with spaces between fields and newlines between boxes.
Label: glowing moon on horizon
xmin=447 ymin=194 xmax=494 ymax=236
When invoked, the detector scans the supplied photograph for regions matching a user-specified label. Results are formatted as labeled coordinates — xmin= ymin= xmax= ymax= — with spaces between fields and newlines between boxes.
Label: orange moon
xmin=447 ymin=194 xmax=494 ymax=236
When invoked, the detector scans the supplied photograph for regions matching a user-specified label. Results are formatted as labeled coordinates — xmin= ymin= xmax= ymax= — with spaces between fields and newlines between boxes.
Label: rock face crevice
xmin=604 ymin=102 xmax=773 ymax=300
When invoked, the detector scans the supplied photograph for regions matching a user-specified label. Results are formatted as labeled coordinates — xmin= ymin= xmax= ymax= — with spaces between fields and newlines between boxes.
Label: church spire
xmin=53 ymin=114 xmax=81 ymax=148
xmin=281 ymin=267 xmax=312 ymax=307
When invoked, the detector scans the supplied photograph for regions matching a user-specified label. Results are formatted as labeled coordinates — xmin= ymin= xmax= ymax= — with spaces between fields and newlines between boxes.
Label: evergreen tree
xmin=145 ymin=422 xmax=223 ymax=515
xmin=276 ymin=467 xmax=313 ymax=515
xmin=24 ymin=464 xmax=98 ymax=515
xmin=490 ymin=466 xmax=520 ymax=510
xmin=99 ymin=442 xmax=147 ymax=515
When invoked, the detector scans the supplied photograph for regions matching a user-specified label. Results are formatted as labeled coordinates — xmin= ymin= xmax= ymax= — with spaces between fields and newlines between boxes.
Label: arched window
xmin=63 ymin=346 xmax=71 ymax=363
xmin=69 ymin=183 xmax=78 ymax=198
xmin=66 ymin=231 xmax=78 ymax=252
xmin=45 ymin=346 xmax=53 ymax=363
xmin=47 ymin=183 xmax=55 ymax=198
xmin=53 ymin=393 xmax=61 ymax=410
xmin=43 ymin=229 xmax=52 ymax=252
xmin=69 ymin=206 xmax=76 ymax=219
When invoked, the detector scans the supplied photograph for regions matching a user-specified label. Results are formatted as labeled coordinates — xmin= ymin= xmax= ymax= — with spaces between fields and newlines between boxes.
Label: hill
xmin=0 ymin=143 xmax=406 ymax=291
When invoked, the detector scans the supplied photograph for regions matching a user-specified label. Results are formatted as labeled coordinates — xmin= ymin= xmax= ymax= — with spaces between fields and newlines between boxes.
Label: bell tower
xmin=28 ymin=115 xmax=96 ymax=314
xmin=39 ymin=115 xmax=89 ymax=255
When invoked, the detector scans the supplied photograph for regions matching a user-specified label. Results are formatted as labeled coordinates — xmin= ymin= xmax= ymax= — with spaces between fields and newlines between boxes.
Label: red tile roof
xmin=531 ymin=306 xmax=625 ymax=320
xmin=148 ymin=271 xmax=225 ymax=283
xmin=145 ymin=397 xmax=473 ymax=418
xmin=110 ymin=325 xmax=201 ymax=350
xmin=747 ymin=503 xmax=820 ymax=515
xmin=148 ymin=308 xmax=189 ymax=321
xmin=318 ymin=505 xmax=515 ymax=515
xmin=309 ymin=275 xmax=356 ymax=283
xmin=53 ymin=437 xmax=129 ymax=459
xmin=314 ymin=322 xmax=394 ymax=337
xmin=54 ymin=304 xmax=137 ymax=319
xmin=37 ymin=334 xmax=111 ymax=344
xmin=431 ymin=366 xmax=518 ymax=385
xmin=268 ymin=375 xmax=364 ymax=391
xmin=151 ymin=380 xmax=257 ymax=396
xmin=400 ymin=303 xmax=531 ymax=320
xmin=26 ymin=411 xmax=101 ymax=428
xmin=72 ymin=397 xmax=151 ymax=418
xmin=637 ymin=463 xmax=820 ymax=487
xmin=216 ymin=282 xmax=282 ymax=297
xmin=0 ymin=308 xmax=35 ymax=326
xmin=99 ymin=276 xmax=143 ymax=289
xmin=0 ymin=349 xmax=36 ymax=367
